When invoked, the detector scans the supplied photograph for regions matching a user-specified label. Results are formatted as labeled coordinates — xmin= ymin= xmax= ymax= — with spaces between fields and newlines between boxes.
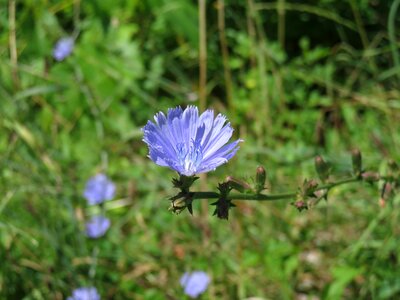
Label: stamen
xmin=176 ymin=140 xmax=204 ymax=175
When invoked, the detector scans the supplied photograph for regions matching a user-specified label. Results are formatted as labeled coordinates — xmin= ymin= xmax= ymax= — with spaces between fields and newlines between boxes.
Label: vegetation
xmin=1 ymin=0 xmax=400 ymax=299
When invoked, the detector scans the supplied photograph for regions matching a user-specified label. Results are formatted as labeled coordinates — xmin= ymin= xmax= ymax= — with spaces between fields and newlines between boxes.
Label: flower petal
xmin=142 ymin=106 xmax=241 ymax=175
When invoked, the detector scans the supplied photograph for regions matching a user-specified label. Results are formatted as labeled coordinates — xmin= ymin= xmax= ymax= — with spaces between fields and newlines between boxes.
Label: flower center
xmin=176 ymin=140 xmax=203 ymax=175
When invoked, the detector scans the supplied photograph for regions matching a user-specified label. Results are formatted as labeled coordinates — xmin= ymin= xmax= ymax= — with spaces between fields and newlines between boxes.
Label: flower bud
xmin=292 ymin=200 xmax=308 ymax=212
xmin=314 ymin=189 xmax=327 ymax=199
xmin=212 ymin=197 xmax=234 ymax=220
xmin=255 ymin=166 xmax=266 ymax=193
xmin=361 ymin=172 xmax=380 ymax=183
xmin=378 ymin=182 xmax=393 ymax=208
xmin=225 ymin=176 xmax=251 ymax=193
xmin=169 ymin=197 xmax=187 ymax=214
xmin=381 ymin=182 xmax=393 ymax=200
xmin=351 ymin=149 xmax=362 ymax=176
xmin=302 ymin=179 xmax=319 ymax=197
xmin=315 ymin=156 xmax=330 ymax=182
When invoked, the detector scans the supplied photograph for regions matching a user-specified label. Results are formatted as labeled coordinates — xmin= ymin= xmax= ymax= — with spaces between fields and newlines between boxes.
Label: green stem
xmin=319 ymin=176 xmax=360 ymax=190
xmin=190 ymin=177 xmax=361 ymax=202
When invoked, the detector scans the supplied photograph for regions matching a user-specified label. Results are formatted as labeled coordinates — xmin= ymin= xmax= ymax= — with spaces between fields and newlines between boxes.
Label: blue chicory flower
xmin=83 ymin=174 xmax=115 ymax=205
xmin=142 ymin=106 xmax=242 ymax=176
xmin=180 ymin=271 xmax=210 ymax=298
xmin=53 ymin=37 xmax=74 ymax=61
xmin=67 ymin=287 xmax=100 ymax=300
xmin=85 ymin=215 xmax=111 ymax=239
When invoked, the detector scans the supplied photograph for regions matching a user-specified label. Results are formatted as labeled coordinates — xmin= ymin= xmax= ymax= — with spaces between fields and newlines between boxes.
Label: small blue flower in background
xmin=180 ymin=271 xmax=210 ymax=298
xmin=53 ymin=37 xmax=74 ymax=61
xmin=67 ymin=287 xmax=100 ymax=300
xmin=85 ymin=215 xmax=111 ymax=239
xmin=83 ymin=174 xmax=115 ymax=205
xmin=142 ymin=106 xmax=242 ymax=176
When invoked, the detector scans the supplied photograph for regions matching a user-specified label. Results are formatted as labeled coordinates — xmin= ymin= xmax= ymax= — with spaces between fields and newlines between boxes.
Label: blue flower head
xmin=180 ymin=271 xmax=210 ymax=298
xmin=83 ymin=174 xmax=115 ymax=205
xmin=85 ymin=215 xmax=111 ymax=239
xmin=67 ymin=287 xmax=100 ymax=300
xmin=53 ymin=37 xmax=74 ymax=61
xmin=142 ymin=106 xmax=242 ymax=176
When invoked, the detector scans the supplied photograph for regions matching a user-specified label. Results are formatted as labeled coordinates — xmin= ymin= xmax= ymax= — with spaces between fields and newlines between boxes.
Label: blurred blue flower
xmin=83 ymin=174 xmax=115 ymax=205
xmin=142 ymin=106 xmax=242 ymax=176
xmin=85 ymin=215 xmax=110 ymax=239
xmin=67 ymin=287 xmax=100 ymax=300
xmin=53 ymin=37 xmax=74 ymax=61
xmin=180 ymin=271 xmax=210 ymax=298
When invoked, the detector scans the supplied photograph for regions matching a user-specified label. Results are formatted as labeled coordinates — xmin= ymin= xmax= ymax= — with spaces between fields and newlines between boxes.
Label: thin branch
xmin=190 ymin=177 xmax=361 ymax=202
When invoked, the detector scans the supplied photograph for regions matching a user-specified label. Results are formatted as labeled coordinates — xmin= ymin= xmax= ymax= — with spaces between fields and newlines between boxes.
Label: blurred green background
xmin=1 ymin=0 xmax=400 ymax=299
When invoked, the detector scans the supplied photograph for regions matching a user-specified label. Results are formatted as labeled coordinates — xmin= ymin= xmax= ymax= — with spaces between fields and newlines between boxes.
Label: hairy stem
xmin=190 ymin=176 xmax=361 ymax=202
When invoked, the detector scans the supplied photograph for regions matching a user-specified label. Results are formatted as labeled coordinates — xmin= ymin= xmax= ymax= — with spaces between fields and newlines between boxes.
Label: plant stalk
xmin=190 ymin=176 xmax=361 ymax=202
